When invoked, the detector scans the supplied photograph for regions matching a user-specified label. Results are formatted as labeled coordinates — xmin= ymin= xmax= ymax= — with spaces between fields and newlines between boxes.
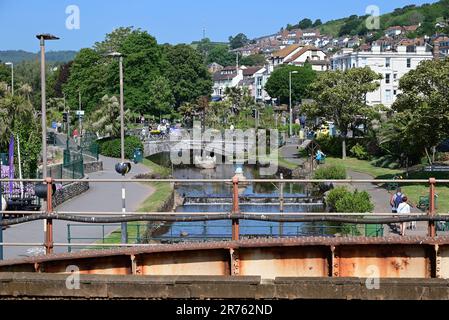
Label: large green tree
xmin=228 ymin=33 xmax=249 ymax=49
xmin=164 ymin=44 xmax=212 ymax=108
xmin=240 ymin=54 xmax=266 ymax=66
xmin=206 ymin=45 xmax=236 ymax=66
xmin=94 ymin=26 xmax=134 ymax=54
xmin=108 ymin=29 xmax=166 ymax=114
xmin=62 ymin=48 xmax=106 ymax=114
xmin=147 ymin=75 xmax=175 ymax=116
xmin=382 ymin=58 xmax=449 ymax=163
xmin=298 ymin=18 xmax=313 ymax=29
xmin=302 ymin=67 xmax=382 ymax=159
xmin=264 ymin=64 xmax=316 ymax=105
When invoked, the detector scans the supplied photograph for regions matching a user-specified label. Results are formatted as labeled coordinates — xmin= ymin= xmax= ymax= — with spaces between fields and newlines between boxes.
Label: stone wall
xmin=53 ymin=180 xmax=89 ymax=208
xmin=84 ymin=160 xmax=103 ymax=174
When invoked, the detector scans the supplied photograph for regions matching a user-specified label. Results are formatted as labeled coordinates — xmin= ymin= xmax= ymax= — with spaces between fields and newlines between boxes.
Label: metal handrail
xmin=0 ymin=176 xmax=442 ymax=255
xmin=1 ymin=178 xmax=449 ymax=183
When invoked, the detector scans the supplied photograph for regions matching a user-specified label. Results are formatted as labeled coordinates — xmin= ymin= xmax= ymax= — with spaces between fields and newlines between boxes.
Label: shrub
xmin=350 ymin=143 xmax=370 ymax=160
xmin=326 ymin=186 xmax=349 ymax=211
xmin=335 ymin=190 xmax=374 ymax=213
xmin=313 ymin=164 xmax=347 ymax=180
xmin=99 ymin=136 xmax=143 ymax=159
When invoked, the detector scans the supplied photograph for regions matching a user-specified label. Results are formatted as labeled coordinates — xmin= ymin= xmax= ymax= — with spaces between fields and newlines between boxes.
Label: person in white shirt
xmin=396 ymin=196 xmax=411 ymax=236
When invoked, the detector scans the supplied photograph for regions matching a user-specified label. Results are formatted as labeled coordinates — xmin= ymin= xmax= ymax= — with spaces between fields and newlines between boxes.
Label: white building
xmin=283 ymin=45 xmax=329 ymax=71
xmin=212 ymin=66 xmax=244 ymax=98
xmin=270 ymin=44 xmax=329 ymax=71
xmin=330 ymin=45 xmax=433 ymax=107
xmin=253 ymin=66 xmax=272 ymax=102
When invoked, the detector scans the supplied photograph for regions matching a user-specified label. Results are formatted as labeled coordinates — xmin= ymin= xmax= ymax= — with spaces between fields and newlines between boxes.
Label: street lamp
xmin=4 ymin=62 xmax=13 ymax=96
xmin=107 ymin=51 xmax=128 ymax=244
xmin=36 ymin=34 xmax=59 ymax=180
xmin=289 ymin=70 xmax=298 ymax=137
xmin=36 ymin=33 xmax=59 ymax=256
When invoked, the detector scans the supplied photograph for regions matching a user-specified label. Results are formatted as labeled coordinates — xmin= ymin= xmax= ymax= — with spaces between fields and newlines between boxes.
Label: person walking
xmin=390 ymin=187 xmax=404 ymax=214
xmin=396 ymin=196 xmax=411 ymax=236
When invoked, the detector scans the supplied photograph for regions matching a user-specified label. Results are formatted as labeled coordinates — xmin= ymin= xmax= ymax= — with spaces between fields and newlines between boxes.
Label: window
xmin=393 ymin=73 xmax=397 ymax=80
xmin=407 ymin=58 xmax=411 ymax=68
xmin=386 ymin=58 xmax=391 ymax=68
xmin=257 ymin=77 xmax=262 ymax=86
xmin=385 ymin=89 xmax=392 ymax=103
xmin=394 ymin=90 xmax=397 ymax=95
xmin=257 ymin=89 xmax=263 ymax=97
xmin=385 ymin=73 xmax=391 ymax=84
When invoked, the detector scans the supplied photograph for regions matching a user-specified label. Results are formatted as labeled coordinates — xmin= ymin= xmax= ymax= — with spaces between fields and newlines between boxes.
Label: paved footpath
xmin=3 ymin=156 xmax=154 ymax=259
xmin=281 ymin=140 xmax=443 ymax=237
xmin=347 ymin=170 xmax=447 ymax=237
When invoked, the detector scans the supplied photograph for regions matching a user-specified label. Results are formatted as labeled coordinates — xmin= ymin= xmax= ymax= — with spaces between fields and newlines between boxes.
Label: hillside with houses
xmin=209 ymin=0 xmax=449 ymax=107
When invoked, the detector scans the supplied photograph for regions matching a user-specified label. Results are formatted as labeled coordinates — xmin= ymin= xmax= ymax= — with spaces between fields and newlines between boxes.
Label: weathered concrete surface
xmin=1 ymin=273 xmax=449 ymax=300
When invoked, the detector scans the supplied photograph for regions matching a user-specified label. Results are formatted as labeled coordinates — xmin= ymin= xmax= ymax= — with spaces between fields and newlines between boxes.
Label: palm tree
xmin=88 ymin=95 xmax=132 ymax=138
xmin=18 ymin=83 xmax=32 ymax=102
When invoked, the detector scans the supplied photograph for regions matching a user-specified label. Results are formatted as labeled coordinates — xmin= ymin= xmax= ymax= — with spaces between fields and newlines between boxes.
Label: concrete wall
xmin=2 ymin=273 xmax=449 ymax=299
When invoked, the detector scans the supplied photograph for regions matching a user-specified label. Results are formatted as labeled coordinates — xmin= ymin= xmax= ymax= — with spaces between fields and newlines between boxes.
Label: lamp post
xmin=4 ymin=62 xmax=13 ymax=96
xmin=37 ymin=34 xmax=59 ymax=179
xmin=37 ymin=33 xmax=59 ymax=255
xmin=107 ymin=52 xmax=127 ymax=244
xmin=289 ymin=70 xmax=298 ymax=138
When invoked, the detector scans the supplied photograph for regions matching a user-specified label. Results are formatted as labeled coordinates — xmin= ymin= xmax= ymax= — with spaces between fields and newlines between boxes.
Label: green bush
xmin=99 ymin=136 xmax=143 ymax=159
xmin=335 ymin=190 xmax=374 ymax=213
xmin=350 ymin=143 xmax=370 ymax=160
xmin=292 ymin=123 xmax=301 ymax=135
xmin=313 ymin=164 xmax=347 ymax=180
xmin=326 ymin=186 xmax=349 ymax=211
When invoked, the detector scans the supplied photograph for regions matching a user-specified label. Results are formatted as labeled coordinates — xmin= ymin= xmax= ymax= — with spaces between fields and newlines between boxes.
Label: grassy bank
xmin=326 ymin=157 xmax=449 ymax=214
xmin=100 ymin=158 xmax=173 ymax=245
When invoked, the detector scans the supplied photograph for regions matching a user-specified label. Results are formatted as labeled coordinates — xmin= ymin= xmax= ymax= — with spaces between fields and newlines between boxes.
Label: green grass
xmin=325 ymin=157 xmax=402 ymax=179
xmin=327 ymin=157 xmax=449 ymax=214
xmin=278 ymin=156 xmax=299 ymax=170
xmin=97 ymin=158 xmax=173 ymax=246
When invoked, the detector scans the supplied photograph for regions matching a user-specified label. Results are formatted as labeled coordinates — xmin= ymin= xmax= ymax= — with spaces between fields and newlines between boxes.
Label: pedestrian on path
xmin=390 ymin=187 xmax=404 ymax=214
xmin=397 ymin=196 xmax=411 ymax=236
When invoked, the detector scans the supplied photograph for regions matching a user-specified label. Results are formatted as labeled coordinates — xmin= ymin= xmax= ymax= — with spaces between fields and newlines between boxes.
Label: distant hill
xmin=286 ymin=0 xmax=449 ymax=38
xmin=0 ymin=50 xmax=77 ymax=64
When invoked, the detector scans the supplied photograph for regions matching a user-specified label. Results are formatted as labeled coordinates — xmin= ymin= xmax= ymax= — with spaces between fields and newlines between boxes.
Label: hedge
xmin=313 ymin=164 xmax=347 ymax=180
xmin=98 ymin=136 xmax=143 ymax=159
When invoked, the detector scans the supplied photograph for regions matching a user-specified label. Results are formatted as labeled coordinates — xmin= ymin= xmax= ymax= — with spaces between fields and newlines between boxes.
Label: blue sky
xmin=0 ymin=0 xmax=438 ymax=51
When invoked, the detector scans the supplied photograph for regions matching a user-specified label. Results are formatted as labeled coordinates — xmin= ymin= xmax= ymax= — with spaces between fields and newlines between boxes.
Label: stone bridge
xmin=143 ymin=139 xmax=257 ymax=158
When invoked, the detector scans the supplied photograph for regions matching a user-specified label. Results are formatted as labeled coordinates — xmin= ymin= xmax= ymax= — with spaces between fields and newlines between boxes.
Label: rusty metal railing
xmin=0 ymin=176 xmax=445 ymax=255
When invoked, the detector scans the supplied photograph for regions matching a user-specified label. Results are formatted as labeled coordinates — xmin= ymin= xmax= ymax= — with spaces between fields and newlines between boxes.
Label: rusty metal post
xmin=45 ymin=177 xmax=54 ymax=254
xmin=232 ymin=176 xmax=240 ymax=241
xmin=428 ymin=178 xmax=436 ymax=238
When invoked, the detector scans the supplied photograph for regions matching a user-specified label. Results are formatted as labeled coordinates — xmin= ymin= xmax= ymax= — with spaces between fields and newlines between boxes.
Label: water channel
xmin=147 ymin=153 xmax=352 ymax=242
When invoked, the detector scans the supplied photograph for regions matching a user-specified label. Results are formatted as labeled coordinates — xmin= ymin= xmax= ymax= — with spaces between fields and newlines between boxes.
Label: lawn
xmin=278 ymin=156 xmax=299 ymax=170
xmin=98 ymin=158 xmax=173 ymax=245
xmin=326 ymin=157 xmax=449 ymax=214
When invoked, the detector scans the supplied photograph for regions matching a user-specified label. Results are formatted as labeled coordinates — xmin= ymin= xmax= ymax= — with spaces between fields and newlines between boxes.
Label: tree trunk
xmin=342 ymin=137 xmax=347 ymax=159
